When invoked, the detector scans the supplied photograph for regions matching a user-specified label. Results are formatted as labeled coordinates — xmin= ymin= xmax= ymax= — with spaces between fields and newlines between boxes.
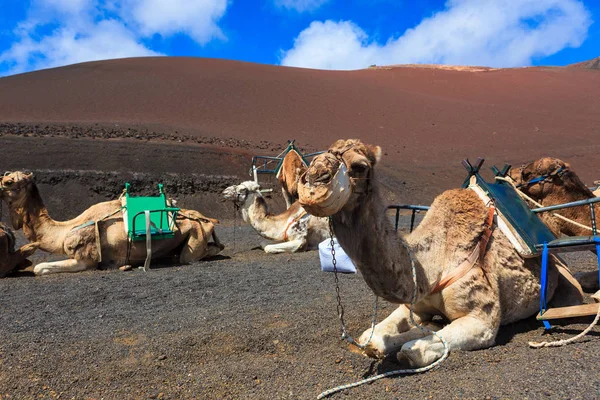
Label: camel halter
xmin=319 ymin=217 xmax=448 ymax=399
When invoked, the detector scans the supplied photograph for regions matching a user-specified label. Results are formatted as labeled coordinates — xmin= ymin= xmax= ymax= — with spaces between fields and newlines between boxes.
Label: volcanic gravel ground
xmin=1 ymin=221 xmax=600 ymax=400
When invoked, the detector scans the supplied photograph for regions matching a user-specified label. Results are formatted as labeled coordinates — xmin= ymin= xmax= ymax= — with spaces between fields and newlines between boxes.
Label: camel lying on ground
xmin=277 ymin=148 xmax=308 ymax=209
xmin=0 ymin=221 xmax=39 ymax=277
xmin=508 ymin=157 xmax=600 ymax=291
xmin=297 ymin=139 xmax=582 ymax=367
xmin=222 ymin=181 xmax=328 ymax=253
xmin=0 ymin=171 xmax=224 ymax=275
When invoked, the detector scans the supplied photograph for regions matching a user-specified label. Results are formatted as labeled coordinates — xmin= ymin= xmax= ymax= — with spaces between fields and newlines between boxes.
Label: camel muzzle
xmin=298 ymin=153 xmax=351 ymax=217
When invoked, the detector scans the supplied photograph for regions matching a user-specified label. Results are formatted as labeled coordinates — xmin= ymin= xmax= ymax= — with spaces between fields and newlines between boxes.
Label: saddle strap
xmin=431 ymin=206 xmax=496 ymax=293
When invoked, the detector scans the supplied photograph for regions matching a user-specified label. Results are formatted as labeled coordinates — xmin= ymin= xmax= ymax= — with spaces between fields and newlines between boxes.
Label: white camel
xmin=222 ymin=181 xmax=328 ymax=253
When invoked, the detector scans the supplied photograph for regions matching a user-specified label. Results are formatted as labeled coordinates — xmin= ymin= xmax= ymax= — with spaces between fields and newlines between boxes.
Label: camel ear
xmin=370 ymin=146 xmax=382 ymax=165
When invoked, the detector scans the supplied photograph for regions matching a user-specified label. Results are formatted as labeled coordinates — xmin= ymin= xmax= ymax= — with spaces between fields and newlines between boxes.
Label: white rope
xmin=529 ymin=304 xmax=600 ymax=348
xmin=495 ymin=176 xmax=593 ymax=232
xmin=317 ymin=241 xmax=448 ymax=399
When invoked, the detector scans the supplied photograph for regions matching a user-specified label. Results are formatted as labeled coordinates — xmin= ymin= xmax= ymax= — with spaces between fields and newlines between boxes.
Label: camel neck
xmin=543 ymin=187 xmax=600 ymax=237
xmin=331 ymin=187 xmax=425 ymax=304
xmin=13 ymin=185 xmax=66 ymax=254
xmin=241 ymin=195 xmax=285 ymax=241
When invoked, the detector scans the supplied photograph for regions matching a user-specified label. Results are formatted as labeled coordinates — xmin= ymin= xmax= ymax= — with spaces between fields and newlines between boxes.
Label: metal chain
xmin=328 ymin=217 xmax=378 ymax=349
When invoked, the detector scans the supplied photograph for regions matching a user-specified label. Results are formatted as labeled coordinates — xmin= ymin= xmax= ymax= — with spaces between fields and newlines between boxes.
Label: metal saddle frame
xmin=463 ymin=158 xmax=600 ymax=327
xmin=122 ymin=182 xmax=180 ymax=271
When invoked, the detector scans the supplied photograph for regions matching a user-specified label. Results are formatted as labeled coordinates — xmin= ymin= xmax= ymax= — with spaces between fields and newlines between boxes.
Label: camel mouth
xmin=298 ymin=153 xmax=351 ymax=217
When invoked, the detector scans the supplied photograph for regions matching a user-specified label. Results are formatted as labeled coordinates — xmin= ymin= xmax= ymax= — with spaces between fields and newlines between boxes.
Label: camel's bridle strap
xmin=327 ymin=146 xmax=373 ymax=195
xmin=431 ymin=205 xmax=496 ymax=294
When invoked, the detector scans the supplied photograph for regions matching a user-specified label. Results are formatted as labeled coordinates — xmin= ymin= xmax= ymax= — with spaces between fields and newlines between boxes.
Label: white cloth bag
xmin=318 ymin=237 xmax=357 ymax=274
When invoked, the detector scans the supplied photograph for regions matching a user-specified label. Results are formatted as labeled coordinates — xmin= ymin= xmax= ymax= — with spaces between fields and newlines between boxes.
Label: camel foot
xmin=358 ymin=321 xmax=442 ymax=360
xmin=396 ymin=337 xmax=445 ymax=368
xmin=119 ymin=264 xmax=133 ymax=271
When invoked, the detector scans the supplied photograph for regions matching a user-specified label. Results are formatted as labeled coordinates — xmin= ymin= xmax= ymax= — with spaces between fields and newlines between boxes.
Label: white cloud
xmin=0 ymin=0 xmax=230 ymax=76
xmin=275 ymin=0 xmax=330 ymax=12
xmin=123 ymin=0 xmax=229 ymax=44
xmin=1 ymin=20 xmax=160 ymax=75
xmin=281 ymin=0 xmax=593 ymax=69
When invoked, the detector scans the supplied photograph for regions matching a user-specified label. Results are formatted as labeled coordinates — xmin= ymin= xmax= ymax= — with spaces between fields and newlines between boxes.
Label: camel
xmin=507 ymin=157 xmax=600 ymax=291
xmin=277 ymin=149 xmax=308 ymax=209
xmin=222 ymin=180 xmax=328 ymax=253
xmin=297 ymin=139 xmax=582 ymax=367
xmin=0 ymin=171 xmax=224 ymax=275
xmin=0 ymin=221 xmax=39 ymax=277
xmin=593 ymin=181 xmax=600 ymax=197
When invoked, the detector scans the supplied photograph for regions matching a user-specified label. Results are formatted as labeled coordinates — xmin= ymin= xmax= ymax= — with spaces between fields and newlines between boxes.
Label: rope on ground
xmin=495 ymin=176 xmax=593 ymax=232
xmin=316 ymin=241 xmax=449 ymax=399
xmin=529 ymin=304 xmax=600 ymax=348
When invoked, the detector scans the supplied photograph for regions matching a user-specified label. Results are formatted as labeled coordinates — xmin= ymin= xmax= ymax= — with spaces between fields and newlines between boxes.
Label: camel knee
xmin=574 ymin=271 xmax=599 ymax=292
xmin=207 ymin=243 xmax=223 ymax=257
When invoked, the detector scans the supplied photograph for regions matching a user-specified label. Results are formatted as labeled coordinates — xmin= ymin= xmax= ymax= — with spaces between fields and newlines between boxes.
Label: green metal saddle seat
xmin=122 ymin=182 xmax=180 ymax=241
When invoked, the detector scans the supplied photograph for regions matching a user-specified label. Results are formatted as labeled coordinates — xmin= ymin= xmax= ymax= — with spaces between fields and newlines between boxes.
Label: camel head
xmin=1 ymin=170 xmax=35 ymax=229
xmin=297 ymin=139 xmax=382 ymax=217
xmin=222 ymin=181 xmax=263 ymax=208
xmin=508 ymin=157 xmax=571 ymax=199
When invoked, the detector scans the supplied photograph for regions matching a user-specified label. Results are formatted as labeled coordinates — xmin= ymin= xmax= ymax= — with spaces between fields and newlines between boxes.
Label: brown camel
xmin=297 ymin=139 xmax=582 ymax=367
xmin=508 ymin=157 xmax=600 ymax=291
xmin=0 ymin=221 xmax=39 ymax=277
xmin=0 ymin=171 xmax=224 ymax=275
xmin=277 ymin=149 xmax=307 ymax=209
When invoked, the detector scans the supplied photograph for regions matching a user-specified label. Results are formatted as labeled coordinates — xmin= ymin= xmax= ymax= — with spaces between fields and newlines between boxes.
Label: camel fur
xmin=297 ymin=139 xmax=582 ymax=367
xmin=509 ymin=157 xmax=600 ymax=291
xmin=277 ymin=149 xmax=307 ymax=209
xmin=222 ymin=181 xmax=328 ymax=253
xmin=0 ymin=221 xmax=39 ymax=277
xmin=0 ymin=171 xmax=224 ymax=275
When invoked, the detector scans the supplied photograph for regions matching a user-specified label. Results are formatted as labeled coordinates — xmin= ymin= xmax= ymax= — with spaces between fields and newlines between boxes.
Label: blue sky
xmin=0 ymin=0 xmax=598 ymax=77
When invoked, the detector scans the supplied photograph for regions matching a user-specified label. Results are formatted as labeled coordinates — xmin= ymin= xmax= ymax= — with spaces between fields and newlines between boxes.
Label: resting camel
xmin=508 ymin=157 xmax=600 ymax=291
xmin=297 ymin=139 xmax=582 ymax=367
xmin=277 ymin=148 xmax=307 ymax=209
xmin=0 ymin=221 xmax=39 ymax=277
xmin=0 ymin=171 xmax=224 ymax=275
xmin=222 ymin=181 xmax=328 ymax=253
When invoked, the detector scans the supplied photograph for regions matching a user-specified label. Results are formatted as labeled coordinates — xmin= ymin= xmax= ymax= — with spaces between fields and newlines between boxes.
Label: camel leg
xmin=262 ymin=238 xmax=305 ymax=253
xmin=574 ymin=271 xmax=599 ymax=292
xmin=397 ymin=315 xmax=498 ymax=368
xmin=33 ymin=259 xmax=97 ymax=276
xmin=180 ymin=222 xmax=224 ymax=263
xmin=11 ymin=242 xmax=40 ymax=270
xmin=211 ymin=229 xmax=225 ymax=251
xmin=359 ymin=304 xmax=438 ymax=359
